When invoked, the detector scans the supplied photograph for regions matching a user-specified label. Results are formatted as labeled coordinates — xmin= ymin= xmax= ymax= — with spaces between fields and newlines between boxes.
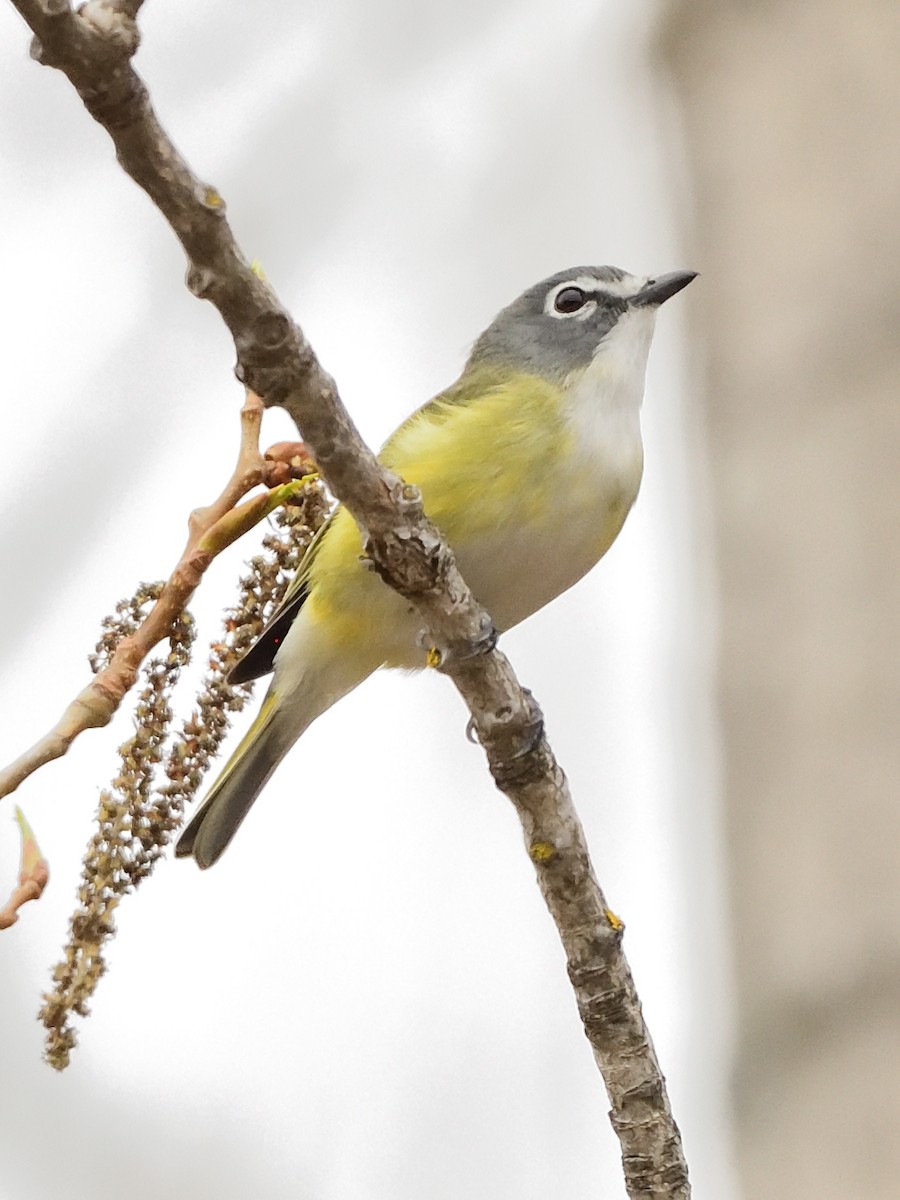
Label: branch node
xmin=197 ymin=183 xmax=225 ymax=212
xmin=529 ymin=840 xmax=557 ymax=864
xmin=365 ymin=525 xmax=445 ymax=598
xmin=391 ymin=478 xmax=423 ymax=515
xmin=79 ymin=0 xmax=140 ymax=55
xmin=250 ymin=311 xmax=293 ymax=353
xmin=185 ymin=264 xmax=216 ymax=299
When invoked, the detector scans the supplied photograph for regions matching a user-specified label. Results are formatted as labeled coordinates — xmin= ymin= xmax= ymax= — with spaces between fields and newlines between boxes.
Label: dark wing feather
xmin=228 ymin=511 xmax=334 ymax=685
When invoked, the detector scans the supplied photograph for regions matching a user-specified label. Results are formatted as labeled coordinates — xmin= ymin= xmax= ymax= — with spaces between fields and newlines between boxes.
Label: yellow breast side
xmin=301 ymin=505 xmax=366 ymax=626
xmin=382 ymin=372 xmax=572 ymax=538
xmin=307 ymin=371 xmax=567 ymax=584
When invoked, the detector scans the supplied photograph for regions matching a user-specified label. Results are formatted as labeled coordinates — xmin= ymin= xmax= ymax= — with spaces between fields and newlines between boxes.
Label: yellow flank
xmin=300 ymin=509 xmax=367 ymax=623
xmin=382 ymin=369 xmax=572 ymax=537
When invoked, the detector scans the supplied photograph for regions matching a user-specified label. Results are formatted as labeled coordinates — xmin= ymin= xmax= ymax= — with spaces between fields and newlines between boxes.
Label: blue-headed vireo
xmin=176 ymin=265 xmax=696 ymax=867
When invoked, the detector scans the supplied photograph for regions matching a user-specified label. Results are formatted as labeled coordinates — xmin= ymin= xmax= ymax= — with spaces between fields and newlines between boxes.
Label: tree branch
xmin=5 ymin=4 xmax=691 ymax=1194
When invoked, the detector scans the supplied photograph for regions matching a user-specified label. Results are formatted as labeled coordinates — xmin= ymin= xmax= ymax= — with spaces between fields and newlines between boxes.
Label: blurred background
xmin=0 ymin=1 xmax=895 ymax=1197
xmin=663 ymin=3 xmax=900 ymax=1197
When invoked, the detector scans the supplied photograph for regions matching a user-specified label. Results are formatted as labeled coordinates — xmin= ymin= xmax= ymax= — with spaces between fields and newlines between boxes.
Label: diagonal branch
xmin=4 ymin=3 xmax=691 ymax=1194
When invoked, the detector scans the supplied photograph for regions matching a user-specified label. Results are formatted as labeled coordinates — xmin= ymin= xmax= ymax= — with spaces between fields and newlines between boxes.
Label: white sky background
xmin=0 ymin=1 xmax=735 ymax=1197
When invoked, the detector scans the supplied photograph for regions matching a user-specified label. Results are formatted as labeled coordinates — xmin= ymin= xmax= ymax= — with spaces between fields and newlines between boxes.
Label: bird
xmin=176 ymin=265 xmax=696 ymax=868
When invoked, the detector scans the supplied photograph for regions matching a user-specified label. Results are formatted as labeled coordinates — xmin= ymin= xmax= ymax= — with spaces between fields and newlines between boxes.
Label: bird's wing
xmin=228 ymin=510 xmax=336 ymax=685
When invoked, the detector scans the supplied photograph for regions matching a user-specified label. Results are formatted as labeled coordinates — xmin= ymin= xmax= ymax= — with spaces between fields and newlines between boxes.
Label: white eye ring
xmin=546 ymin=283 xmax=597 ymax=320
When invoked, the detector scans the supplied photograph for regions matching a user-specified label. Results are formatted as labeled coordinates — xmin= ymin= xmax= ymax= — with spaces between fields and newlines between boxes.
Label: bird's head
xmin=468 ymin=266 xmax=697 ymax=384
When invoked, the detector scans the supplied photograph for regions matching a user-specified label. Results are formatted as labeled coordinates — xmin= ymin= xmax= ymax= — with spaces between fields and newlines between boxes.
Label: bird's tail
xmin=175 ymin=688 xmax=299 ymax=869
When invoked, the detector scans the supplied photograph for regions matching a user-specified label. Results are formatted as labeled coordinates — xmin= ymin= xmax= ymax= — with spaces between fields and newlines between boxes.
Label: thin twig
xmin=0 ymin=808 xmax=50 ymax=930
xmin=5 ymin=5 xmax=690 ymax=1194
xmin=0 ymin=391 xmax=312 ymax=805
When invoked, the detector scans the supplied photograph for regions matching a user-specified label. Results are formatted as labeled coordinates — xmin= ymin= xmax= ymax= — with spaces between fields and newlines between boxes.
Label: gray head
xmin=468 ymin=265 xmax=696 ymax=382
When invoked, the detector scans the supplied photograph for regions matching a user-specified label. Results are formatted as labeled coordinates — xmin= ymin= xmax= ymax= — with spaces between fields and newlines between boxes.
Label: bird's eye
xmin=554 ymin=286 xmax=587 ymax=314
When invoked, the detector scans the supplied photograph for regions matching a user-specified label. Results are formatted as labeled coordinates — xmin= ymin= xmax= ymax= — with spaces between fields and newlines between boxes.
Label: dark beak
xmin=631 ymin=270 xmax=698 ymax=308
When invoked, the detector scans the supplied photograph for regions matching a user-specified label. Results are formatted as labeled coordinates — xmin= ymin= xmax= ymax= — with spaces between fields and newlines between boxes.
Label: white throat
xmin=563 ymin=306 xmax=657 ymax=455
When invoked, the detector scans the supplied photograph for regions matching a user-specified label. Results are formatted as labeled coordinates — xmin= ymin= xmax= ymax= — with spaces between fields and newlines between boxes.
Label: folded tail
xmin=175 ymin=689 xmax=296 ymax=869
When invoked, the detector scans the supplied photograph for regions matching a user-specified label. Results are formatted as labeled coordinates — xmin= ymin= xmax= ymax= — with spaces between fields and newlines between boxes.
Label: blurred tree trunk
xmin=661 ymin=3 xmax=900 ymax=1197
